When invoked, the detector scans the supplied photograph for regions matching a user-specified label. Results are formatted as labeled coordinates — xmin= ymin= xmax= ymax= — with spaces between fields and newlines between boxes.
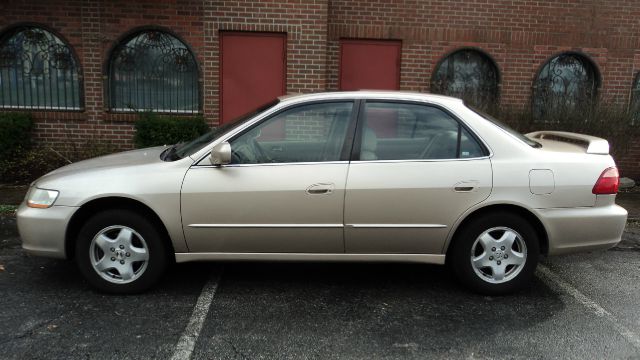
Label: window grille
xmin=0 ymin=26 xmax=82 ymax=110
xmin=533 ymin=53 xmax=599 ymax=120
xmin=109 ymin=30 xmax=200 ymax=113
xmin=431 ymin=49 xmax=499 ymax=110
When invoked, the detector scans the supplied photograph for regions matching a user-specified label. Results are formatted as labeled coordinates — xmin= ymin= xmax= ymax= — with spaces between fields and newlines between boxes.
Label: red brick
xmin=1 ymin=0 xmax=639 ymax=177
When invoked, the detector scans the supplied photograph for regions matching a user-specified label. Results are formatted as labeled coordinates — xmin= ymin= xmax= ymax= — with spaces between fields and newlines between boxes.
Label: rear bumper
xmin=536 ymin=204 xmax=627 ymax=255
xmin=16 ymin=203 xmax=77 ymax=259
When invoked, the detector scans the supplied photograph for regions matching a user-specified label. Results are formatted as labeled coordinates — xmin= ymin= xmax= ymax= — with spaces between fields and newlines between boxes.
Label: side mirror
xmin=210 ymin=142 xmax=231 ymax=166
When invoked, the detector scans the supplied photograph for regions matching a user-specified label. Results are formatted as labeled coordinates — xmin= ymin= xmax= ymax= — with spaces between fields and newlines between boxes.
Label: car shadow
xmin=1 ymin=255 xmax=565 ymax=358
xmin=199 ymin=261 xmax=564 ymax=333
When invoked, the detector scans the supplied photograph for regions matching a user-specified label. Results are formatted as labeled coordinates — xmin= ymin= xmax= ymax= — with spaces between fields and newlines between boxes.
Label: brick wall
xmin=0 ymin=0 xmax=207 ymax=148
xmin=0 ymin=0 xmax=639 ymax=178
xmin=205 ymin=0 xmax=328 ymax=122
xmin=327 ymin=0 xmax=640 ymax=179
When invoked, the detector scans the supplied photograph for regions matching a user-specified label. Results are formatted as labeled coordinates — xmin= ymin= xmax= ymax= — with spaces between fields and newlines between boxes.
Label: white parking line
xmin=537 ymin=264 xmax=640 ymax=350
xmin=170 ymin=270 xmax=222 ymax=360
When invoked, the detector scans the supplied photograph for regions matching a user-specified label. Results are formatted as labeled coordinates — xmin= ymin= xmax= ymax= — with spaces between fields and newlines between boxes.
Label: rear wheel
xmin=75 ymin=209 xmax=168 ymax=294
xmin=450 ymin=212 xmax=539 ymax=295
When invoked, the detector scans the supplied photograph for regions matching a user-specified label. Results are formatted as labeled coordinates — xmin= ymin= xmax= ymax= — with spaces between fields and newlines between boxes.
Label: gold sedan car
xmin=17 ymin=91 xmax=627 ymax=294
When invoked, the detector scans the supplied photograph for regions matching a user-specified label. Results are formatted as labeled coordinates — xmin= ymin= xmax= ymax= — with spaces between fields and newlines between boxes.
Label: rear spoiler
xmin=525 ymin=131 xmax=610 ymax=155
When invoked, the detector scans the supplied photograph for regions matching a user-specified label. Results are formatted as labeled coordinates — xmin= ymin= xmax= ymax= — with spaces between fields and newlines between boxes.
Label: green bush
xmin=0 ymin=146 xmax=68 ymax=184
xmin=0 ymin=142 xmax=121 ymax=184
xmin=59 ymin=138 xmax=120 ymax=163
xmin=487 ymin=103 xmax=639 ymax=159
xmin=0 ymin=136 xmax=120 ymax=184
xmin=134 ymin=113 xmax=209 ymax=148
xmin=0 ymin=112 xmax=34 ymax=159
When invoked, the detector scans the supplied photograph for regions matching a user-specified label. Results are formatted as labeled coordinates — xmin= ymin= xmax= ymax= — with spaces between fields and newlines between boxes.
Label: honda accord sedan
xmin=17 ymin=91 xmax=627 ymax=294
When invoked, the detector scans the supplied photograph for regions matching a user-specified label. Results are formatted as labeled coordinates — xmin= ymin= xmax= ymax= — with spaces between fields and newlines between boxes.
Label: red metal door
xmin=220 ymin=32 xmax=286 ymax=124
xmin=339 ymin=39 xmax=401 ymax=91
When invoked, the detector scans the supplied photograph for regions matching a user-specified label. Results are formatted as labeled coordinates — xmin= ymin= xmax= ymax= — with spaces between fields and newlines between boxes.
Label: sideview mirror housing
xmin=210 ymin=142 xmax=231 ymax=166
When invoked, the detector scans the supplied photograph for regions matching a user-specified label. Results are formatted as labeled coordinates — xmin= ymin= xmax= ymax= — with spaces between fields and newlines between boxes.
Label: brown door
xmin=339 ymin=39 xmax=401 ymax=91
xmin=220 ymin=32 xmax=286 ymax=124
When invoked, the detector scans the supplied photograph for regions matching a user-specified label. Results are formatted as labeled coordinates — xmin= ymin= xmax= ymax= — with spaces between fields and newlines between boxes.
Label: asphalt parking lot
xmin=1 ymin=216 xmax=640 ymax=360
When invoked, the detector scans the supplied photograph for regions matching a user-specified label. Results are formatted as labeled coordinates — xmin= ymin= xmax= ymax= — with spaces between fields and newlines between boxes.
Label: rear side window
xmin=460 ymin=127 xmax=485 ymax=158
xmin=357 ymin=102 xmax=487 ymax=161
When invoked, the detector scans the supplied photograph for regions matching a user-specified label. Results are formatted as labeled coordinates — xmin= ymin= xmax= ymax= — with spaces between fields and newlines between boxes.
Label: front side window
xmin=431 ymin=49 xmax=499 ymax=110
xmin=533 ymin=53 xmax=599 ymax=120
xmin=0 ymin=26 xmax=82 ymax=110
xmin=109 ymin=30 xmax=200 ymax=113
xmin=230 ymin=102 xmax=353 ymax=164
xmin=358 ymin=102 xmax=486 ymax=161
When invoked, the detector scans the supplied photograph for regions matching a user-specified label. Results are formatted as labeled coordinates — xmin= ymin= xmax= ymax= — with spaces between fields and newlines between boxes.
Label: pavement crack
xmin=0 ymin=314 xmax=64 ymax=345
xmin=609 ymin=247 xmax=640 ymax=252
xmin=221 ymin=339 xmax=252 ymax=360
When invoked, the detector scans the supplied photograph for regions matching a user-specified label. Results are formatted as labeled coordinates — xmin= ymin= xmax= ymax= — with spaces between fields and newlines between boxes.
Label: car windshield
xmin=167 ymin=99 xmax=280 ymax=160
xmin=467 ymin=105 xmax=541 ymax=148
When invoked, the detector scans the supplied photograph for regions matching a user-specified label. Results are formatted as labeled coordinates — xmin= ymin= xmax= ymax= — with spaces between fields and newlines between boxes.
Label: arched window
xmin=0 ymin=26 xmax=82 ymax=110
xmin=108 ymin=30 xmax=200 ymax=113
xmin=431 ymin=49 xmax=499 ymax=109
xmin=630 ymin=73 xmax=640 ymax=124
xmin=533 ymin=53 xmax=599 ymax=119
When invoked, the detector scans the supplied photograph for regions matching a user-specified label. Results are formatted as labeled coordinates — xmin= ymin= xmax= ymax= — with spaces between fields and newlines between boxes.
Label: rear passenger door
xmin=344 ymin=101 xmax=493 ymax=254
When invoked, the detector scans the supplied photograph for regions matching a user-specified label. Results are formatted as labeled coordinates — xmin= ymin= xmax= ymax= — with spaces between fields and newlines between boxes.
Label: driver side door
xmin=181 ymin=101 xmax=356 ymax=253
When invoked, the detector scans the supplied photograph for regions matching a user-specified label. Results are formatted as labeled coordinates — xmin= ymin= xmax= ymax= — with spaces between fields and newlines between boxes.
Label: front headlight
xmin=27 ymin=188 xmax=59 ymax=208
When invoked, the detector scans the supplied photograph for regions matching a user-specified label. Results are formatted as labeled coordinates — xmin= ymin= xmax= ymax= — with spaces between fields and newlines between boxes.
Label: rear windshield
xmin=467 ymin=106 xmax=541 ymax=148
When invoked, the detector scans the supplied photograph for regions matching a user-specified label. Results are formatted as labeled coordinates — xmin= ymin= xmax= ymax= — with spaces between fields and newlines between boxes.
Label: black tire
xmin=449 ymin=211 xmax=539 ymax=295
xmin=75 ymin=209 xmax=168 ymax=294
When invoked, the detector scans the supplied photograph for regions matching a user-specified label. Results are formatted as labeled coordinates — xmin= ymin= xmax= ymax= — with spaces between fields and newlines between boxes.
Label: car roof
xmin=277 ymin=90 xmax=464 ymax=107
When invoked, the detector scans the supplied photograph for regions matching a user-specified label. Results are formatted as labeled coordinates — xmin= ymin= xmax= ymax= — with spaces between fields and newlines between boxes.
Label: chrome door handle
xmin=454 ymin=186 xmax=475 ymax=192
xmin=306 ymin=183 xmax=334 ymax=195
xmin=454 ymin=181 xmax=478 ymax=192
xmin=308 ymin=188 xmax=330 ymax=194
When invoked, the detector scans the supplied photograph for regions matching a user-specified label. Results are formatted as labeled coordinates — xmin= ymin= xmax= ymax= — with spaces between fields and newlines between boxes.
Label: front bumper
xmin=16 ymin=203 xmax=78 ymax=259
xmin=536 ymin=204 xmax=627 ymax=255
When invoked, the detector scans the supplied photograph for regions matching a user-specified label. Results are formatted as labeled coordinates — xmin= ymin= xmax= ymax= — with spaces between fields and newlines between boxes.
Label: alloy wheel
xmin=89 ymin=225 xmax=149 ymax=284
xmin=470 ymin=226 xmax=528 ymax=284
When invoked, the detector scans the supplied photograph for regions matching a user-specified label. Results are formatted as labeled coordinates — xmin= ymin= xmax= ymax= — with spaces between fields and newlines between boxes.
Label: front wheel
xmin=75 ymin=209 xmax=168 ymax=294
xmin=449 ymin=212 xmax=540 ymax=295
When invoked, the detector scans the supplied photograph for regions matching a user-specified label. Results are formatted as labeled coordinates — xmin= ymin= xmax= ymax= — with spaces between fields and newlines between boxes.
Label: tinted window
xmin=358 ymin=102 xmax=485 ymax=160
xmin=230 ymin=102 xmax=353 ymax=164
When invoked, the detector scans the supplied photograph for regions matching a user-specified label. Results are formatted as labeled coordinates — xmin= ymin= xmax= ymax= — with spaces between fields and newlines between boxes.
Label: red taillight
xmin=592 ymin=167 xmax=619 ymax=194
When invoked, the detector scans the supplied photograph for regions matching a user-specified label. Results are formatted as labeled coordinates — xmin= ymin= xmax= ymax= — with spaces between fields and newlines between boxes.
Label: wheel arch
xmin=65 ymin=196 xmax=175 ymax=261
xmin=444 ymin=204 xmax=549 ymax=257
